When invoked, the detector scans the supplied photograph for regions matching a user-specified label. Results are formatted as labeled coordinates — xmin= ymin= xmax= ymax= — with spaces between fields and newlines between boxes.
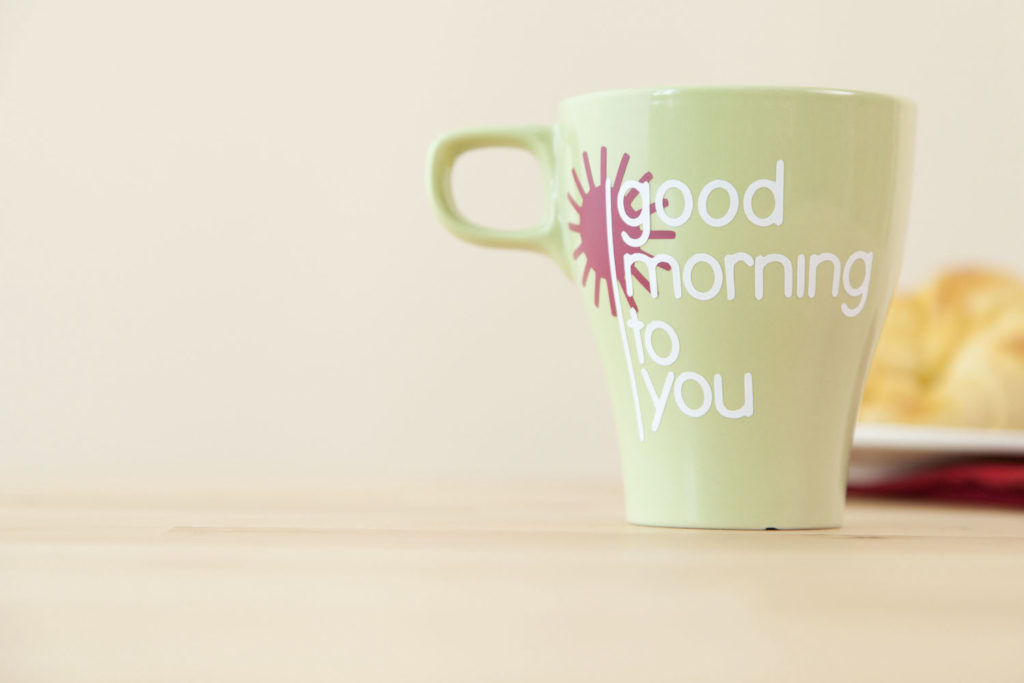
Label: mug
xmin=427 ymin=86 xmax=915 ymax=529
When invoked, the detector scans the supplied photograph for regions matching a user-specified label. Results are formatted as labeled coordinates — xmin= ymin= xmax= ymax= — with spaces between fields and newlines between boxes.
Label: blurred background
xmin=0 ymin=0 xmax=1021 ymax=497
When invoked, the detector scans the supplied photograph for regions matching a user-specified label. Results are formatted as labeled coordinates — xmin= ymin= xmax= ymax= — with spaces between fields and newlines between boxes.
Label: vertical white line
xmin=605 ymin=182 xmax=645 ymax=442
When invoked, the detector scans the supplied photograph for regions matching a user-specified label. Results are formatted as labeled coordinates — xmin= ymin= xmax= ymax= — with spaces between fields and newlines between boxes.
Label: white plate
xmin=854 ymin=423 xmax=1024 ymax=457
xmin=849 ymin=423 xmax=1024 ymax=485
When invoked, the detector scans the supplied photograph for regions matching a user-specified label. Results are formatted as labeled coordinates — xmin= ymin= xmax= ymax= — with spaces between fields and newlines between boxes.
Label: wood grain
xmin=1 ymin=484 xmax=1023 ymax=682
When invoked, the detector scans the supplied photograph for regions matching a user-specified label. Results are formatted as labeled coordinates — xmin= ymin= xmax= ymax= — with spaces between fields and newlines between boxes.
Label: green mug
xmin=427 ymin=87 xmax=915 ymax=529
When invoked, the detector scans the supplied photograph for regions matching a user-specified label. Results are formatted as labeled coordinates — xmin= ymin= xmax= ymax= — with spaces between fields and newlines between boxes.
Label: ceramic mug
xmin=427 ymin=86 xmax=915 ymax=529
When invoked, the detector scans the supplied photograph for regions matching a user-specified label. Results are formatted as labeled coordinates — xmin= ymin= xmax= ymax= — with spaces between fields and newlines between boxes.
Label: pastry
xmin=860 ymin=268 xmax=1024 ymax=429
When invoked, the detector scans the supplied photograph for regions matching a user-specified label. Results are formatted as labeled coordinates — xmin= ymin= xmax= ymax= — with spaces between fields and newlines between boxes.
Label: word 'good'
xmin=620 ymin=160 xmax=784 ymax=244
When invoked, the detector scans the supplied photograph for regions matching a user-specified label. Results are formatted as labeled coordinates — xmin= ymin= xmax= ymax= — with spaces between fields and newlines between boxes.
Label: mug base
xmin=625 ymin=514 xmax=843 ymax=531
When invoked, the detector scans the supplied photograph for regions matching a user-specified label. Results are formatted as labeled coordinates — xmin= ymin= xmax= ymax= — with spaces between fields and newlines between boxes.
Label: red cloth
xmin=848 ymin=458 xmax=1024 ymax=508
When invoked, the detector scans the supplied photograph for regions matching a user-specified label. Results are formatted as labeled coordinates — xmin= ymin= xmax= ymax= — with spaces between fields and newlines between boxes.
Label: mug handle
xmin=426 ymin=125 xmax=569 ymax=275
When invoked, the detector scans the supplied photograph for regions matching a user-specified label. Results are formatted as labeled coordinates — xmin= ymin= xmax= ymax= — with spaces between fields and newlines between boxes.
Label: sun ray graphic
xmin=568 ymin=148 xmax=676 ymax=316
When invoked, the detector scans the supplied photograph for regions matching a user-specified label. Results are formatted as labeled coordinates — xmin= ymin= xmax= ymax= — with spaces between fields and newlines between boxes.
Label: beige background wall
xmin=0 ymin=0 xmax=1021 ymax=494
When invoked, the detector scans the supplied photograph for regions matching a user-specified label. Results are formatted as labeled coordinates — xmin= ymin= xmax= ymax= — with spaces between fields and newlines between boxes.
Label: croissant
xmin=860 ymin=269 xmax=1024 ymax=429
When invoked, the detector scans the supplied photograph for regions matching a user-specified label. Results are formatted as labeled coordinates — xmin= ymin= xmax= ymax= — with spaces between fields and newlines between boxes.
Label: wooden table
xmin=2 ymin=483 xmax=1023 ymax=682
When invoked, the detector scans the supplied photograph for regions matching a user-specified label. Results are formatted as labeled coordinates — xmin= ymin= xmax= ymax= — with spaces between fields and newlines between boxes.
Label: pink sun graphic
xmin=568 ymin=148 xmax=675 ymax=317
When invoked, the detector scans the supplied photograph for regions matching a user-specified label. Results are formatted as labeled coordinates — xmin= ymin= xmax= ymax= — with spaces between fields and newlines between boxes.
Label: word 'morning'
xmin=620 ymin=160 xmax=784 ymax=245
xmin=624 ymin=249 xmax=873 ymax=317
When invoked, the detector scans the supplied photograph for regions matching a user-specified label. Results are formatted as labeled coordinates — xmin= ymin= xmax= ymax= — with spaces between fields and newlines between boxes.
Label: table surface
xmin=2 ymin=483 xmax=1023 ymax=682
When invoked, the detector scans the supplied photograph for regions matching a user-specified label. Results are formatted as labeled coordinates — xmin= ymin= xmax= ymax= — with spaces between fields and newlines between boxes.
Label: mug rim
xmin=560 ymin=85 xmax=914 ymax=110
